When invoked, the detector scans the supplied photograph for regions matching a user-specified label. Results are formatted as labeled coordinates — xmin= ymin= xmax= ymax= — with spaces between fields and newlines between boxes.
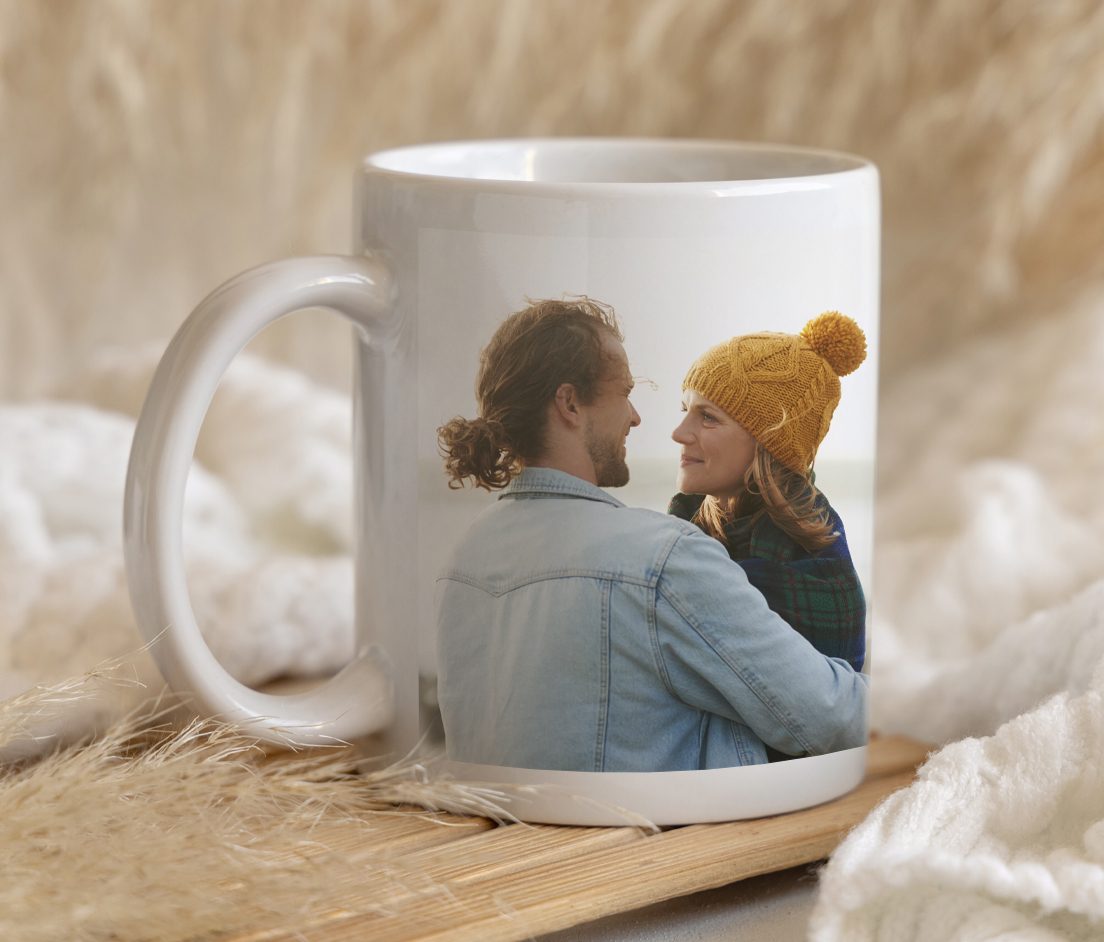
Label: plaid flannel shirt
xmin=668 ymin=492 xmax=866 ymax=673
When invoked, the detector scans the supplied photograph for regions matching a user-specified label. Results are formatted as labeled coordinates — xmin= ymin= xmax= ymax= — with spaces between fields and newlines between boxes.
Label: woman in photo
xmin=670 ymin=312 xmax=868 ymax=679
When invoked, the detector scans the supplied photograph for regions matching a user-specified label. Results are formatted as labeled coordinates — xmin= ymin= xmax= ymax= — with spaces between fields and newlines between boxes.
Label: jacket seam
xmin=659 ymin=582 xmax=813 ymax=755
xmin=500 ymin=477 xmax=625 ymax=506
xmin=655 ymin=539 xmax=815 ymax=755
xmin=647 ymin=529 xmax=702 ymax=701
xmin=729 ymin=720 xmax=755 ymax=766
xmin=594 ymin=579 xmax=612 ymax=772
xmin=501 ymin=489 xmax=621 ymax=507
xmin=647 ymin=581 xmax=675 ymax=699
xmin=437 ymin=569 xmax=660 ymax=595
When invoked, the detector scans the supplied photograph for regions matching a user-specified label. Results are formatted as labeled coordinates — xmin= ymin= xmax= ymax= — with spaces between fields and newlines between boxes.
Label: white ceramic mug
xmin=124 ymin=137 xmax=879 ymax=824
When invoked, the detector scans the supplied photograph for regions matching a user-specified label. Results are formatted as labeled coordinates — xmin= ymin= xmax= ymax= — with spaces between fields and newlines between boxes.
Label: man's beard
xmin=585 ymin=427 xmax=630 ymax=488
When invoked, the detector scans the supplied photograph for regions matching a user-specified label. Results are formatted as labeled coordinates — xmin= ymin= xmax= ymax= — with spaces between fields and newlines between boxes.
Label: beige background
xmin=3 ymin=0 xmax=1102 ymax=417
xmin=3 ymin=7 xmax=1104 ymax=936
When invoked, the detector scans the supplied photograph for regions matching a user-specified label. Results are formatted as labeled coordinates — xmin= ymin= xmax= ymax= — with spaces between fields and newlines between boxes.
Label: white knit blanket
xmin=811 ymin=291 xmax=1104 ymax=940
xmin=4 ymin=296 xmax=1103 ymax=938
xmin=0 ymin=348 xmax=359 ymax=725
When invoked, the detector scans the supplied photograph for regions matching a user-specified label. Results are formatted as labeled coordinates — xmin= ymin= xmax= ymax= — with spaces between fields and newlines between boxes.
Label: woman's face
xmin=671 ymin=390 xmax=757 ymax=499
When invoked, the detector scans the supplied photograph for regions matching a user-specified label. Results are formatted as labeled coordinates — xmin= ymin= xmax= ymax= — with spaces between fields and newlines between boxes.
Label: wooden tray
xmin=227 ymin=735 xmax=931 ymax=942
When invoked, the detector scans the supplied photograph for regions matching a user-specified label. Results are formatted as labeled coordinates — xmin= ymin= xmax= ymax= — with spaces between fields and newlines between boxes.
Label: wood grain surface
xmin=224 ymin=735 xmax=931 ymax=942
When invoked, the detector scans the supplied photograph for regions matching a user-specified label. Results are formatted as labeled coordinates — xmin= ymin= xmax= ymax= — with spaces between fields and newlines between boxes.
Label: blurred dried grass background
xmin=2 ymin=0 xmax=1103 ymax=440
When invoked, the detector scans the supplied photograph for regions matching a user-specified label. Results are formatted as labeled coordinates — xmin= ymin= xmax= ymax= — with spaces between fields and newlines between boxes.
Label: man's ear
xmin=551 ymin=382 xmax=584 ymax=428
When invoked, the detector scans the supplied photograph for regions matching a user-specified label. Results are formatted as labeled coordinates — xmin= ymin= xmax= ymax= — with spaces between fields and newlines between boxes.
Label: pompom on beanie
xmin=682 ymin=311 xmax=866 ymax=474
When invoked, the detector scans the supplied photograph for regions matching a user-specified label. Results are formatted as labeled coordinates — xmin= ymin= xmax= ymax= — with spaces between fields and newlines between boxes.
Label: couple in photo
xmin=434 ymin=298 xmax=868 ymax=773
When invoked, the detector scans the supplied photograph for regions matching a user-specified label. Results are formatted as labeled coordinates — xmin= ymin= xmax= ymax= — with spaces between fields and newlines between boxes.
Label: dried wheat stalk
xmin=0 ymin=661 xmax=514 ymax=942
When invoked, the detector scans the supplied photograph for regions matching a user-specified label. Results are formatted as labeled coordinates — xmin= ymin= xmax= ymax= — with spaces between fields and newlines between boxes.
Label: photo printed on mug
xmin=433 ymin=301 xmax=870 ymax=775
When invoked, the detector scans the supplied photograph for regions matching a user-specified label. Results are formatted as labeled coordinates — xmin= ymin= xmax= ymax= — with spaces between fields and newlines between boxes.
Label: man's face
xmin=582 ymin=335 xmax=641 ymax=488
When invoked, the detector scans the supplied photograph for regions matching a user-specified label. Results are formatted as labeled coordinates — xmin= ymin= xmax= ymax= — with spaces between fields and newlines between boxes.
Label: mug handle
xmin=124 ymin=255 xmax=398 ymax=747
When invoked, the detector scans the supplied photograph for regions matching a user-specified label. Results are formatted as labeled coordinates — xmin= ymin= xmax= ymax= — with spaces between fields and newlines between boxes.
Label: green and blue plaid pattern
xmin=668 ymin=492 xmax=866 ymax=673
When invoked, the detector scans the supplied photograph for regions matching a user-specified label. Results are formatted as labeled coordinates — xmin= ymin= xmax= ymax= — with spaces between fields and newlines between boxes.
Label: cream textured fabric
xmin=810 ymin=289 xmax=1104 ymax=941
xmin=813 ymin=663 xmax=1104 ymax=941
xmin=0 ymin=349 xmax=378 ymax=749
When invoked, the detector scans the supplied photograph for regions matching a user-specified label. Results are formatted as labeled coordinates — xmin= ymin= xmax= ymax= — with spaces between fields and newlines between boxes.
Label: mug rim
xmin=361 ymin=136 xmax=875 ymax=193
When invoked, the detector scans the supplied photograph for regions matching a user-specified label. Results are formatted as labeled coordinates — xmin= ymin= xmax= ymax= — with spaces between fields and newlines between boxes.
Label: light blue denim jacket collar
xmin=503 ymin=466 xmax=631 ymax=507
xmin=500 ymin=467 xmax=626 ymax=508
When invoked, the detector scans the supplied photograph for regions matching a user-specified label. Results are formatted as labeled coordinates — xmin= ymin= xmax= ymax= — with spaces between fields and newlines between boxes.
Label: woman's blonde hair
xmin=693 ymin=443 xmax=838 ymax=553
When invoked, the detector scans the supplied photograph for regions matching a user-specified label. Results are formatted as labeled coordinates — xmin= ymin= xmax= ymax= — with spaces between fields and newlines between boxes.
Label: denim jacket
xmin=435 ymin=468 xmax=868 ymax=772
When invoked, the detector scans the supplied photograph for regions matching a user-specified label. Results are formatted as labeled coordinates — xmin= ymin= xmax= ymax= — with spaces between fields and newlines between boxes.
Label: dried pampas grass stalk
xmin=0 ymin=660 xmax=513 ymax=942
xmin=0 ymin=662 xmax=143 ymax=749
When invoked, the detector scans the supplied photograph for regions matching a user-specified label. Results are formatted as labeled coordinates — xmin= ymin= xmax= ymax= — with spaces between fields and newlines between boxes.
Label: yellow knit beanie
xmin=682 ymin=311 xmax=866 ymax=474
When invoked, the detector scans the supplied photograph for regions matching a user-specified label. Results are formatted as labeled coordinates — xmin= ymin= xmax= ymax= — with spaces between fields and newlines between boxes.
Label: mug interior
xmin=366 ymin=138 xmax=868 ymax=184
